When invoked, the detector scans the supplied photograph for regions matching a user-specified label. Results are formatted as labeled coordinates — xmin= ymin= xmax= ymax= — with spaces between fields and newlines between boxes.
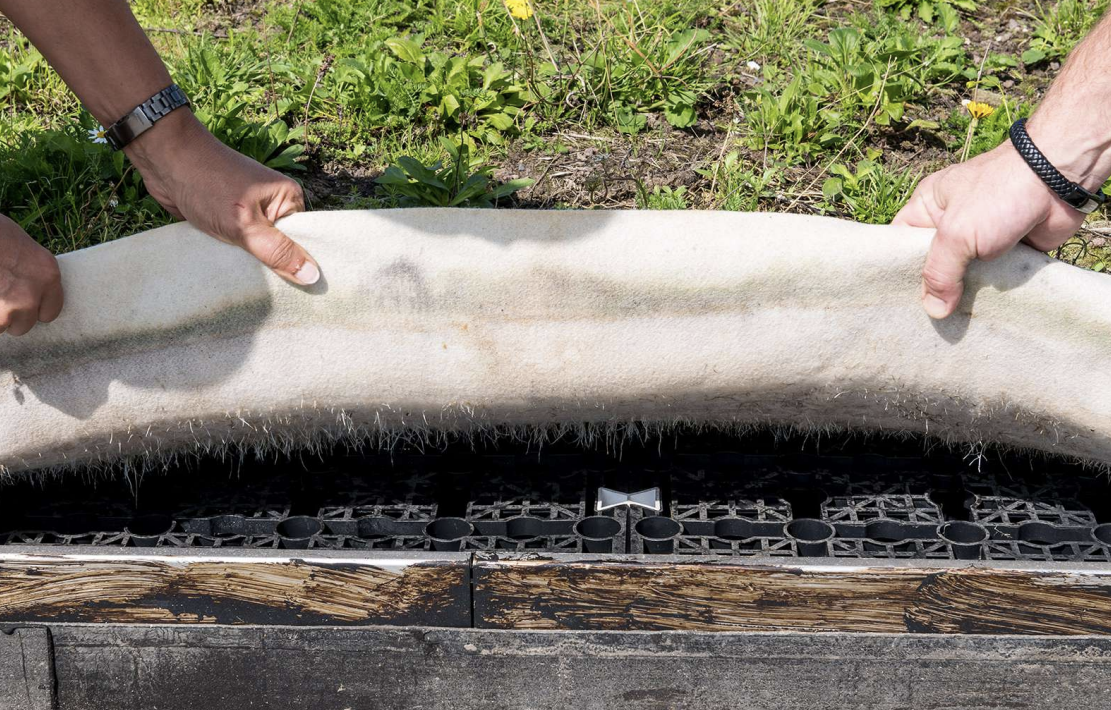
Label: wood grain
xmin=473 ymin=557 xmax=1111 ymax=634
xmin=6 ymin=552 xmax=1111 ymax=635
xmin=0 ymin=557 xmax=469 ymax=626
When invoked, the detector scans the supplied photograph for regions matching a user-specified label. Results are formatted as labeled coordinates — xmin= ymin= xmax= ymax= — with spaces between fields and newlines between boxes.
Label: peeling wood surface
xmin=6 ymin=551 xmax=1111 ymax=634
xmin=473 ymin=558 xmax=1111 ymax=634
xmin=0 ymin=557 xmax=469 ymax=626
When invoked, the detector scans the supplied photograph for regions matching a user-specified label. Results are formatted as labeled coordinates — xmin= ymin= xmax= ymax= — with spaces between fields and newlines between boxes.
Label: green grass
xmin=1023 ymin=0 xmax=1109 ymax=64
xmin=0 ymin=0 xmax=1107 ymax=271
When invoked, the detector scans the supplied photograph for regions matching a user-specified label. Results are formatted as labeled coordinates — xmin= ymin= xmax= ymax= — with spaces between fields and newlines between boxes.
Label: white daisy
xmin=88 ymin=126 xmax=108 ymax=144
xmin=746 ymin=60 xmax=761 ymax=71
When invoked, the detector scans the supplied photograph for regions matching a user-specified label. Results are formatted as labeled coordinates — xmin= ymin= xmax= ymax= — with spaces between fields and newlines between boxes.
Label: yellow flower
xmin=505 ymin=0 xmax=534 ymax=19
xmin=966 ymin=101 xmax=994 ymax=120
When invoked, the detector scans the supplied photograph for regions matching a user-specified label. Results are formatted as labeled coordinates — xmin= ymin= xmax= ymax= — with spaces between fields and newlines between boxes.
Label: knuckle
xmin=291 ymin=184 xmax=306 ymax=207
xmin=263 ymin=237 xmax=298 ymax=270
xmin=273 ymin=180 xmax=306 ymax=215
xmin=44 ymin=255 xmax=61 ymax=279
xmin=38 ymin=259 xmax=62 ymax=286
xmin=920 ymin=264 xmax=957 ymax=295
xmin=230 ymin=203 xmax=258 ymax=234
xmin=916 ymin=172 xmax=939 ymax=194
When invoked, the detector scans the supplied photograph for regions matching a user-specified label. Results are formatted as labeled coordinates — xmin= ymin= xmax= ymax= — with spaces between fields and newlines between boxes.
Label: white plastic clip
xmin=595 ymin=487 xmax=662 ymax=513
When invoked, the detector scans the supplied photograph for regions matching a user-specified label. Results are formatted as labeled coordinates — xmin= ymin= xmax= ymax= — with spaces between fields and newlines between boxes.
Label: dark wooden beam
xmin=0 ymin=550 xmax=470 ymax=626
xmin=43 ymin=625 xmax=1111 ymax=709
xmin=6 ymin=548 xmax=1111 ymax=634
xmin=473 ymin=554 xmax=1111 ymax=634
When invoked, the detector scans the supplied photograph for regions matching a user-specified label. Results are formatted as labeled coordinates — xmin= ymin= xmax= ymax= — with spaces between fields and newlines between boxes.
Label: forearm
xmin=0 ymin=0 xmax=172 ymax=124
xmin=0 ymin=0 xmax=206 ymax=166
xmin=1026 ymin=12 xmax=1111 ymax=188
xmin=0 ymin=0 xmax=317 ymax=288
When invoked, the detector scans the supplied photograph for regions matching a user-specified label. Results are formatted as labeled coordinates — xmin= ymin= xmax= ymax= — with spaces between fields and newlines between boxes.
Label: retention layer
xmin=1 ymin=208 xmax=1109 ymax=473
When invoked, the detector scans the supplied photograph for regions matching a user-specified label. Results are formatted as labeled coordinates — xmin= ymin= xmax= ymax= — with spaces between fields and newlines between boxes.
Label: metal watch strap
xmin=1009 ymin=117 xmax=1107 ymax=214
xmin=104 ymin=84 xmax=190 ymax=151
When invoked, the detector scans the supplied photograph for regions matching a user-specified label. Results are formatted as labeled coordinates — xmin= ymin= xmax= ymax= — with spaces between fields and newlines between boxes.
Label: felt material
xmin=1 ymin=208 xmax=1109 ymax=474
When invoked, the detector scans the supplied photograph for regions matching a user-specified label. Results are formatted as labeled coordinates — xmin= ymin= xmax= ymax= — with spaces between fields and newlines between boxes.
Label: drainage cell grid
xmin=2 ymin=432 xmax=1110 ymax=561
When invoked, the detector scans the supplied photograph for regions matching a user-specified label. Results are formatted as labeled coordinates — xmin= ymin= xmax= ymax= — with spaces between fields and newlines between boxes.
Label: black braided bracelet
xmin=1009 ymin=118 xmax=1107 ymax=214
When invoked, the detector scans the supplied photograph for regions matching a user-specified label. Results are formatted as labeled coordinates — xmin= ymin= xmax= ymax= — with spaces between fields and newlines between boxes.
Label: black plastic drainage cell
xmin=15 ymin=433 xmax=1111 ymax=710
xmin=2 ymin=429 xmax=1111 ymax=562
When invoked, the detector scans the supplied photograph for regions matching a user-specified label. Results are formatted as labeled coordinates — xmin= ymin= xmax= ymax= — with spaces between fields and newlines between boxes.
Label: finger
xmin=287 ymin=182 xmax=306 ymax=214
xmin=266 ymin=181 xmax=306 ymax=223
xmin=6 ymin=307 xmax=38 ymax=337
xmin=921 ymin=223 xmax=976 ymax=320
xmin=38 ymin=280 xmax=64 ymax=323
xmin=893 ymin=173 xmax=944 ymax=228
xmin=892 ymin=191 xmax=934 ymax=228
xmin=240 ymin=224 xmax=321 ymax=286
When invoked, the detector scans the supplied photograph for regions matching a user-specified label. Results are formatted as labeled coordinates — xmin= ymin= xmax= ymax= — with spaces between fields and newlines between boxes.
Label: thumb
xmin=920 ymin=225 xmax=975 ymax=319
xmin=240 ymin=224 xmax=321 ymax=286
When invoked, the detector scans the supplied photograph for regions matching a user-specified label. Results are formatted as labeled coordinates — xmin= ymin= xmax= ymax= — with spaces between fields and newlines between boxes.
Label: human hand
xmin=0 ymin=214 xmax=63 ymax=336
xmin=892 ymin=141 xmax=1084 ymax=319
xmin=125 ymin=110 xmax=320 ymax=286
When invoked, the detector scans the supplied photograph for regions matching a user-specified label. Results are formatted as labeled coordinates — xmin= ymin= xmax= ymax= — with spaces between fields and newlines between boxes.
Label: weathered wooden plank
xmin=473 ymin=555 xmax=1111 ymax=634
xmin=0 ymin=551 xmax=470 ymax=626
xmin=9 ymin=548 xmax=1111 ymax=635
xmin=46 ymin=624 xmax=1111 ymax=710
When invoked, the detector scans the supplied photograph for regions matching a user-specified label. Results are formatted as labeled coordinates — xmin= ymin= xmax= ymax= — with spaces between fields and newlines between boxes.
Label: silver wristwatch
xmin=104 ymin=84 xmax=191 ymax=151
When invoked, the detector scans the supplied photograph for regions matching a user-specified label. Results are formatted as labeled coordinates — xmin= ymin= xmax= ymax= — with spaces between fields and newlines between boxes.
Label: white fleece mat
xmin=1 ymin=208 xmax=1109 ymax=473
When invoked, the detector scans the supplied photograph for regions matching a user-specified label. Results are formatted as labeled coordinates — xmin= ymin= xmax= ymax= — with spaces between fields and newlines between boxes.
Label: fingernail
xmin=923 ymin=294 xmax=949 ymax=319
xmin=293 ymin=260 xmax=320 ymax=286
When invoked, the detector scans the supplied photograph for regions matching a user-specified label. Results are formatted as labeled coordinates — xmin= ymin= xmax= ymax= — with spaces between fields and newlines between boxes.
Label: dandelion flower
xmin=959 ymin=101 xmax=995 ymax=162
xmin=88 ymin=126 xmax=108 ymax=144
xmin=966 ymin=101 xmax=994 ymax=120
xmin=504 ymin=0 xmax=533 ymax=20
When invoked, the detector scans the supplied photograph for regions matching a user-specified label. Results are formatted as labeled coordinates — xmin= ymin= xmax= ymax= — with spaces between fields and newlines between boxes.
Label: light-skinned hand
xmin=892 ymin=140 xmax=1086 ymax=319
